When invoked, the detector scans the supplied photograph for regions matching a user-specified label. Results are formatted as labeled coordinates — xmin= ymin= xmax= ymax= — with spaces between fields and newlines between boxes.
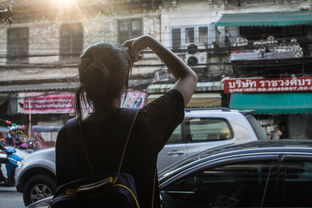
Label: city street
xmin=0 ymin=187 xmax=24 ymax=208
xmin=0 ymin=0 xmax=311 ymax=207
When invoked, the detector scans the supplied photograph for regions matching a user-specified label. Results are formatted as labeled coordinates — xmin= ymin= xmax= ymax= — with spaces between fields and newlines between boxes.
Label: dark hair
xmin=75 ymin=42 xmax=131 ymax=119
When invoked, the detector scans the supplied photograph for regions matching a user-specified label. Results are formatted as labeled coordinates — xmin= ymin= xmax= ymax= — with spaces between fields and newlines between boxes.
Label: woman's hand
xmin=121 ymin=35 xmax=152 ymax=62
xmin=124 ymin=34 xmax=197 ymax=106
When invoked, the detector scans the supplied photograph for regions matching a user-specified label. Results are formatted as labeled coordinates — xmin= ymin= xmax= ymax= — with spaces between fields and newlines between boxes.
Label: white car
xmin=16 ymin=108 xmax=267 ymax=205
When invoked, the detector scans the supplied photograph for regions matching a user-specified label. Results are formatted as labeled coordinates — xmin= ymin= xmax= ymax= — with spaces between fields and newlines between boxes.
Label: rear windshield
xmin=245 ymin=114 xmax=268 ymax=140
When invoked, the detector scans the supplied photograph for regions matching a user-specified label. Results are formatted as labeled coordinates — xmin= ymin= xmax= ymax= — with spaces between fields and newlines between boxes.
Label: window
xmin=278 ymin=160 xmax=312 ymax=207
xmin=172 ymin=28 xmax=181 ymax=50
xmin=246 ymin=114 xmax=268 ymax=140
xmin=7 ymin=27 xmax=29 ymax=63
xmin=118 ymin=19 xmax=142 ymax=45
xmin=199 ymin=27 xmax=208 ymax=43
xmin=171 ymin=25 xmax=208 ymax=49
xmin=60 ymin=23 xmax=83 ymax=60
xmin=186 ymin=118 xmax=233 ymax=142
xmin=168 ymin=124 xmax=183 ymax=144
xmin=161 ymin=160 xmax=276 ymax=208
xmin=185 ymin=27 xmax=194 ymax=44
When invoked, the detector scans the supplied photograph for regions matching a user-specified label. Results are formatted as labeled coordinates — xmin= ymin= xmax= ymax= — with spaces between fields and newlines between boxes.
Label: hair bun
xmin=80 ymin=41 xmax=114 ymax=59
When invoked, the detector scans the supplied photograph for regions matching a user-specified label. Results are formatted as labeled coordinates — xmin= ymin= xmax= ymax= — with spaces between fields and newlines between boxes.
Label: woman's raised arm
xmin=122 ymin=35 xmax=198 ymax=105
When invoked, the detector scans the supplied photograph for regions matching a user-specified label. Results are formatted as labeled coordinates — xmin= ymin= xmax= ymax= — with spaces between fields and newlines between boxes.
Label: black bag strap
xmin=116 ymin=108 xmax=140 ymax=173
xmin=65 ymin=108 xmax=139 ymax=176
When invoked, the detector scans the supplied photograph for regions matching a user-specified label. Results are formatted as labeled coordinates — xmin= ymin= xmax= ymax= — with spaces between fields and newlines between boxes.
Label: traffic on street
xmin=0 ymin=0 xmax=311 ymax=207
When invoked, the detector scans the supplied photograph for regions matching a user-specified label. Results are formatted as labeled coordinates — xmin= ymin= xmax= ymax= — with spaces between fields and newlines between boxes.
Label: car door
xmin=274 ymin=156 xmax=312 ymax=207
xmin=160 ymin=158 xmax=279 ymax=208
xmin=158 ymin=124 xmax=188 ymax=171
xmin=184 ymin=117 xmax=235 ymax=157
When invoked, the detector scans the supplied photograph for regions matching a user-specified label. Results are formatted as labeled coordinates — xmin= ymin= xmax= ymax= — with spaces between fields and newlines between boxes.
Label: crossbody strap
xmin=117 ymin=109 xmax=139 ymax=174
xmin=151 ymin=168 xmax=157 ymax=208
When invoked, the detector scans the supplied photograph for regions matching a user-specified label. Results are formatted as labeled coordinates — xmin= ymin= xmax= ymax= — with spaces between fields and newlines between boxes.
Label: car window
xmin=161 ymin=160 xmax=276 ymax=208
xmin=186 ymin=118 xmax=233 ymax=142
xmin=277 ymin=160 xmax=312 ymax=207
xmin=167 ymin=124 xmax=183 ymax=144
xmin=245 ymin=114 xmax=268 ymax=140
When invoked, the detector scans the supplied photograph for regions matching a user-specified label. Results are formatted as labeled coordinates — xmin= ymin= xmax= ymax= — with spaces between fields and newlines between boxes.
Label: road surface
xmin=0 ymin=186 xmax=24 ymax=208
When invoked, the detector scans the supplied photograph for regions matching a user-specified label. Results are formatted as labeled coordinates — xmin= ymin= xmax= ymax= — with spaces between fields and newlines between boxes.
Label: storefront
xmin=217 ymin=10 xmax=312 ymax=140
xmin=0 ymin=82 xmax=79 ymax=129
xmin=0 ymin=82 xmax=148 ymax=146
xmin=224 ymin=77 xmax=312 ymax=139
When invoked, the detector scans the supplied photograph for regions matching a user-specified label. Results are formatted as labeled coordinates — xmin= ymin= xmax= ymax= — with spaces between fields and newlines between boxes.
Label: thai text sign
xmin=224 ymin=77 xmax=312 ymax=93
xmin=22 ymin=92 xmax=75 ymax=114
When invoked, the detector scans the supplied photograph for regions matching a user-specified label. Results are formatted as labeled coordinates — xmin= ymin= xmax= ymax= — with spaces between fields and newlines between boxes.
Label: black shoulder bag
xmin=50 ymin=109 xmax=141 ymax=208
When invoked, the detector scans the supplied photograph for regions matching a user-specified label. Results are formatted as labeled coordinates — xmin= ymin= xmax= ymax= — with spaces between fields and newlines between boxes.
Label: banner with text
xmin=224 ymin=77 xmax=312 ymax=93
xmin=20 ymin=92 xmax=75 ymax=114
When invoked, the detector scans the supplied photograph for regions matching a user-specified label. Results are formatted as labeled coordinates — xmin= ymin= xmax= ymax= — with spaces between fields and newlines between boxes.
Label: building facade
xmin=0 ymin=0 xmax=162 ymax=131
xmin=218 ymin=0 xmax=312 ymax=139
xmin=0 ymin=0 xmax=311 ymax=140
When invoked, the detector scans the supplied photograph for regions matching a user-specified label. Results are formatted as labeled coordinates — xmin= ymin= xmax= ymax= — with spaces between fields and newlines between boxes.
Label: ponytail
xmin=75 ymin=86 xmax=84 ymax=122
xmin=75 ymin=41 xmax=132 ymax=118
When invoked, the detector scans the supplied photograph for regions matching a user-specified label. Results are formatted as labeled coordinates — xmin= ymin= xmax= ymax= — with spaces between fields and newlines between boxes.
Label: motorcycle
xmin=0 ymin=147 xmax=23 ymax=186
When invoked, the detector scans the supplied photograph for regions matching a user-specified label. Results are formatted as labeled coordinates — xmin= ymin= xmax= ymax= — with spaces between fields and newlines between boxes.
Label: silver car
xmin=157 ymin=108 xmax=266 ymax=170
xmin=16 ymin=108 xmax=266 ymax=205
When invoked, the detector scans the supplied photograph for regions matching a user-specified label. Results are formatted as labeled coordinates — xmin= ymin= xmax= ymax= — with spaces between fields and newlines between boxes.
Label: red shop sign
xmin=22 ymin=92 xmax=75 ymax=114
xmin=224 ymin=77 xmax=312 ymax=93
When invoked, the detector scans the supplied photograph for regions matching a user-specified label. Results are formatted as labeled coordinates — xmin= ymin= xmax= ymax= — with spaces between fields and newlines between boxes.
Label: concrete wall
xmin=0 ymin=10 xmax=161 ymax=83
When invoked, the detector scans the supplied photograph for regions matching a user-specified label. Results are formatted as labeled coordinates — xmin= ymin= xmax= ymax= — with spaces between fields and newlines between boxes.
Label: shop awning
xmin=148 ymin=93 xmax=222 ymax=108
xmin=147 ymin=82 xmax=223 ymax=94
xmin=216 ymin=11 xmax=312 ymax=27
xmin=230 ymin=93 xmax=312 ymax=114
xmin=32 ymin=125 xmax=62 ymax=132
xmin=0 ymin=82 xmax=79 ymax=93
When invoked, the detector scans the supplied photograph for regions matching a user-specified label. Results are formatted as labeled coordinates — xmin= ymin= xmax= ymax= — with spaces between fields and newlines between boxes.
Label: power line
xmin=0 ymin=31 xmax=310 ymax=44
xmin=0 ymin=56 xmax=311 ymax=67
xmin=0 ymin=42 xmax=311 ymax=58
xmin=0 ymin=36 xmax=311 ymax=52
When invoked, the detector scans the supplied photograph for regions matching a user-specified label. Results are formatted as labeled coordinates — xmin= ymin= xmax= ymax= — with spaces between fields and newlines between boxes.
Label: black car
xmin=28 ymin=140 xmax=312 ymax=208
xmin=159 ymin=140 xmax=312 ymax=208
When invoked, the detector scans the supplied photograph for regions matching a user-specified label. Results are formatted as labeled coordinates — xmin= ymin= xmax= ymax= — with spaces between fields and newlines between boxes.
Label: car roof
xmin=159 ymin=140 xmax=312 ymax=179
xmin=185 ymin=107 xmax=255 ymax=114
xmin=32 ymin=125 xmax=62 ymax=132
xmin=197 ymin=140 xmax=312 ymax=157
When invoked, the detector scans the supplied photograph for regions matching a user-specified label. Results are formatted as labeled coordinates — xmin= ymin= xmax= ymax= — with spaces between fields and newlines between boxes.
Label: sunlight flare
xmin=56 ymin=0 xmax=75 ymax=7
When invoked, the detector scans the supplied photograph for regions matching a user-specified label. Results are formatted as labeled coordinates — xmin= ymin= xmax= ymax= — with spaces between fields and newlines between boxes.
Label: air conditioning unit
xmin=185 ymin=43 xmax=208 ymax=66
xmin=185 ymin=52 xmax=207 ymax=66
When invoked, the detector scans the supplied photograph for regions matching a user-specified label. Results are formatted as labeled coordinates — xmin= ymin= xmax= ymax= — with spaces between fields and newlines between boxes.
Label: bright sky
xmin=55 ymin=0 xmax=75 ymax=8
